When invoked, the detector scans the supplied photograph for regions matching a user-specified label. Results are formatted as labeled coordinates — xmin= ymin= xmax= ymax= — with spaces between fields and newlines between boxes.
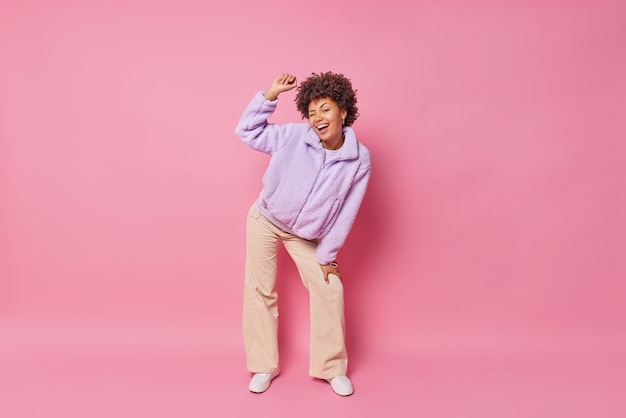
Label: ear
xmin=341 ymin=109 xmax=347 ymax=120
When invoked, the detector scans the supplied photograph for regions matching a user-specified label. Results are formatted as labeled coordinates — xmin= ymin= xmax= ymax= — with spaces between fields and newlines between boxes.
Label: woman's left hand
xmin=320 ymin=262 xmax=342 ymax=285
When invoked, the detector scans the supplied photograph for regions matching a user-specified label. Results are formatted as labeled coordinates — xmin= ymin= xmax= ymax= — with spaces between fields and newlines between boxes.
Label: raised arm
xmin=235 ymin=73 xmax=299 ymax=154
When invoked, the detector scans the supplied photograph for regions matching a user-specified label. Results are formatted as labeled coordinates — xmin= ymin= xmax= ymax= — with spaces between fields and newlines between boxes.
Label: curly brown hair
xmin=295 ymin=72 xmax=359 ymax=126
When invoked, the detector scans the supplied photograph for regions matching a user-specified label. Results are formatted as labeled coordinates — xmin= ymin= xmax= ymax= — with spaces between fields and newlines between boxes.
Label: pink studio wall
xmin=1 ymin=0 xmax=625 ymax=361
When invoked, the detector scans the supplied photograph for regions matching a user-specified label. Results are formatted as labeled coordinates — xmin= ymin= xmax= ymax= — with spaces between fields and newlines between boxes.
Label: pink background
xmin=1 ymin=1 xmax=625 ymax=417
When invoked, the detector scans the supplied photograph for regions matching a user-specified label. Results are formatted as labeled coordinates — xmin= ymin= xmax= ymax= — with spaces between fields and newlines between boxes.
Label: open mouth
xmin=316 ymin=124 xmax=329 ymax=134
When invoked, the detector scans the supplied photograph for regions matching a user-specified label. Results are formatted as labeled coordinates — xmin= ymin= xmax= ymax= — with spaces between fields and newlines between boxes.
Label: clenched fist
xmin=263 ymin=73 xmax=297 ymax=101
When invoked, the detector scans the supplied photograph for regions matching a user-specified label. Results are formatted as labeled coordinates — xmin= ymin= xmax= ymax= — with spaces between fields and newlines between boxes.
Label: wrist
xmin=263 ymin=90 xmax=278 ymax=101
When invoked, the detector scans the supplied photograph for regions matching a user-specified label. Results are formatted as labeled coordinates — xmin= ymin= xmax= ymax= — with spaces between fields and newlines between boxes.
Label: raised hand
xmin=263 ymin=73 xmax=297 ymax=101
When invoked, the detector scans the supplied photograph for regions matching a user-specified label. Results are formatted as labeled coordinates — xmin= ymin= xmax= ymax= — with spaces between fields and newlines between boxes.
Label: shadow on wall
xmin=340 ymin=139 xmax=391 ymax=372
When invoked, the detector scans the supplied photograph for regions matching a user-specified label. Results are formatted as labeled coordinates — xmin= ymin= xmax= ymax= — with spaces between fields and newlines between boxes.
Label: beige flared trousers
xmin=243 ymin=203 xmax=347 ymax=379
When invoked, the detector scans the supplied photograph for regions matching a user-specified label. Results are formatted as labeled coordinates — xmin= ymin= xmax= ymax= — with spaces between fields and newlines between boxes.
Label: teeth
xmin=317 ymin=124 xmax=329 ymax=130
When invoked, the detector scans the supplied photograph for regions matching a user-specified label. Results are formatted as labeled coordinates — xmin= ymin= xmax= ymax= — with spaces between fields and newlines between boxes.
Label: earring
xmin=342 ymin=118 xmax=345 ymax=125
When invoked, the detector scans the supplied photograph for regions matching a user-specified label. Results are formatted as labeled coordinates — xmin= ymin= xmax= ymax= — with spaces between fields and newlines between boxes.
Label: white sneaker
xmin=248 ymin=370 xmax=279 ymax=393
xmin=327 ymin=375 xmax=354 ymax=396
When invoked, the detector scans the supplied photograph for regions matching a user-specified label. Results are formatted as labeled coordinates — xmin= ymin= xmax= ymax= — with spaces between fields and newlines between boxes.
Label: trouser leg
xmin=243 ymin=204 xmax=281 ymax=374
xmin=282 ymin=235 xmax=348 ymax=379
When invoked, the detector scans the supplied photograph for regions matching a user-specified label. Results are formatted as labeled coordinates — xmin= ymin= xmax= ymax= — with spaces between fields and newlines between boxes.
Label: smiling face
xmin=308 ymin=97 xmax=347 ymax=150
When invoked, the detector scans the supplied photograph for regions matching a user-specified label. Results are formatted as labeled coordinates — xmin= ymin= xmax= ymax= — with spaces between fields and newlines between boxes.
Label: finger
xmin=324 ymin=273 xmax=329 ymax=285
xmin=279 ymin=74 xmax=294 ymax=85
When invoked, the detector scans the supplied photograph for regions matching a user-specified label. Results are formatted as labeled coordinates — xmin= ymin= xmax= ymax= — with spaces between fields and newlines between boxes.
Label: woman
xmin=235 ymin=72 xmax=371 ymax=396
